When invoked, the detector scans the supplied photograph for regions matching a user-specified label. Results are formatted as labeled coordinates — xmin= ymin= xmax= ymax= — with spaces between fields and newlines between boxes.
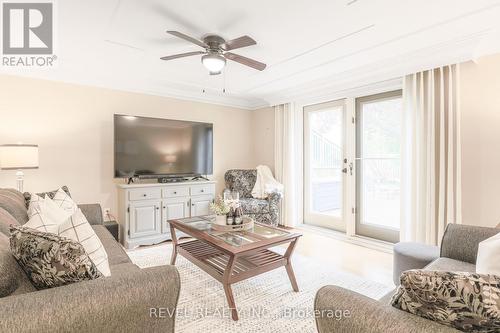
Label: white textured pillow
xmin=28 ymin=196 xmax=71 ymax=225
xmin=24 ymin=210 xmax=60 ymax=234
xmin=59 ymin=209 xmax=110 ymax=277
xmin=476 ymin=231 xmax=500 ymax=275
xmin=27 ymin=193 xmax=44 ymax=217
xmin=51 ymin=188 xmax=78 ymax=214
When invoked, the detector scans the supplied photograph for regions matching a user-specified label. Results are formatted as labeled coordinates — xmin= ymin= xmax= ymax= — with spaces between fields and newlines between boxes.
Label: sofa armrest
xmin=0 ymin=265 xmax=180 ymax=333
xmin=78 ymin=204 xmax=103 ymax=225
xmin=440 ymin=224 xmax=499 ymax=264
xmin=314 ymin=286 xmax=458 ymax=333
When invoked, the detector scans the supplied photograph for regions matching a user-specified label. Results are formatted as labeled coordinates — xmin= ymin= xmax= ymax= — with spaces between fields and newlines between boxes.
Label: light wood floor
xmin=148 ymin=225 xmax=395 ymax=287
xmin=284 ymin=227 xmax=395 ymax=287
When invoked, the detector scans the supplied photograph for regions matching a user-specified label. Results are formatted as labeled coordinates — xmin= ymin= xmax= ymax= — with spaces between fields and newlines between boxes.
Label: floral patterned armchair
xmin=224 ymin=169 xmax=281 ymax=226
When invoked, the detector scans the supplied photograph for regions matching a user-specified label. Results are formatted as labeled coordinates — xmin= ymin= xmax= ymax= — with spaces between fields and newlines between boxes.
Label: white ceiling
xmin=2 ymin=0 xmax=500 ymax=109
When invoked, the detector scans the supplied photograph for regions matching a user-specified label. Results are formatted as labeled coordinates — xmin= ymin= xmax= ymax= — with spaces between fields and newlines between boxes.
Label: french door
xmin=304 ymin=99 xmax=349 ymax=232
xmin=303 ymin=90 xmax=403 ymax=242
xmin=355 ymin=91 xmax=402 ymax=243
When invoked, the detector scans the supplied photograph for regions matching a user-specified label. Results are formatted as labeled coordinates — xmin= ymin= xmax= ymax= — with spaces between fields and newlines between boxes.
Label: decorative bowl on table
xmin=211 ymin=216 xmax=254 ymax=232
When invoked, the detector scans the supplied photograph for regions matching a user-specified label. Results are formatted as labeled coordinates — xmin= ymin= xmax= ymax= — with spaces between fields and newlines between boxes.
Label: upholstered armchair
xmin=224 ymin=169 xmax=281 ymax=226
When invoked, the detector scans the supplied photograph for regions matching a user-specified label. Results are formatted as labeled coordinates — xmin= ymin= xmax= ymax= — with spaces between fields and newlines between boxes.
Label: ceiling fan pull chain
xmin=223 ymin=67 xmax=227 ymax=93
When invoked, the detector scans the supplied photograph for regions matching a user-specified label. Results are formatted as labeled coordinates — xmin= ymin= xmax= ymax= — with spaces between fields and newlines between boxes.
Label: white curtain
xmin=274 ymin=103 xmax=302 ymax=227
xmin=401 ymin=64 xmax=462 ymax=245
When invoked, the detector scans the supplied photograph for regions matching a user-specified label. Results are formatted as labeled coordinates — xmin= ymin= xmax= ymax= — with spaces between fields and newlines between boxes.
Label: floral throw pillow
xmin=10 ymin=225 xmax=102 ymax=290
xmin=391 ymin=270 xmax=500 ymax=332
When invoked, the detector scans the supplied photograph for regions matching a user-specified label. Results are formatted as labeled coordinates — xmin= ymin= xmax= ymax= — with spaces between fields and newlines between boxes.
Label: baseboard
xmin=295 ymin=224 xmax=394 ymax=254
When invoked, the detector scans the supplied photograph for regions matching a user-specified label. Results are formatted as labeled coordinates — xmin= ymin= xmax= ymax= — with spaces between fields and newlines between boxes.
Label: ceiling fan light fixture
xmin=201 ymin=54 xmax=226 ymax=74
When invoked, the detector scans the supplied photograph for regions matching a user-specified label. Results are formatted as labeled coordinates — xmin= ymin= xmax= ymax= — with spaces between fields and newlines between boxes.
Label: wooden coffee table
xmin=167 ymin=217 xmax=302 ymax=321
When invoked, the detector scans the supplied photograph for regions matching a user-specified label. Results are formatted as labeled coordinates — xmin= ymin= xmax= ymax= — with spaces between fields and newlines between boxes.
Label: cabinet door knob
xmin=143 ymin=194 xmax=147 ymax=197
xmin=201 ymin=189 xmax=204 ymax=192
xmin=163 ymin=206 xmax=166 ymax=209
xmin=173 ymin=191 xmax=177 ymax=194
xmin=156 ymin=207 xmax=159 ymax=210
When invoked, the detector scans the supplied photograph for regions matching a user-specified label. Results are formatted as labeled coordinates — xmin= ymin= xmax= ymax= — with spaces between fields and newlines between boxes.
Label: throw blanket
xmin=251 ymin=165 xmax=284 ymax=199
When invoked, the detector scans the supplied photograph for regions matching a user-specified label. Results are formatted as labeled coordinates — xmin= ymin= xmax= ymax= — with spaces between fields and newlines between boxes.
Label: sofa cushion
xmin=440 ymin=224 xmax=500 ymax=264
xmin=0 ymin=207 xmax=20 ymax=237
xmin=10 ymin=225 xmax=102 ymax=290
xmin=240 ymin=198 xmax=270 ymax=214
xmin=92 ymin=225 xmax=131 ymax=266
xmin=391 ymin=270 xmax=500 ymax=332
xmin=0 ymin=189 xmax=29 ymax=224
xmin=0 ymin=233 xmax=36 ymax=297
xmin=424 ymin=257 xmax=476 ymax=273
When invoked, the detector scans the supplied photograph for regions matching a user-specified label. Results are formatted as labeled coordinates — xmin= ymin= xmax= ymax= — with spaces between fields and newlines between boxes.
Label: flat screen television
xmin=114 ymin=114 xmax=213 ymax=178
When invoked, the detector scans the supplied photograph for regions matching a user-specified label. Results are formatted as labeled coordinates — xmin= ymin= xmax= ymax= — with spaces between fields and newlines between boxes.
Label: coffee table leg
xmin=169 ymin=224 xmax=178 ymax=265
xmin=284 ymin=239 xmax=299 ymax=292
xmin=223 ymin=255 xmax=238 ymax=320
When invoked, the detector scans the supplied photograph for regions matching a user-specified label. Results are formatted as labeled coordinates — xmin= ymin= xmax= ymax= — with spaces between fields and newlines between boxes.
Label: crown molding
xmin=259 ymin=29 xmax=493 ymax=108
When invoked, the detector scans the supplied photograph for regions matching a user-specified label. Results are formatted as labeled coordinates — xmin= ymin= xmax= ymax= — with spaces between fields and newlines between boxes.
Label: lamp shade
xmin=0 ymin=144 xmax=39 ymax=170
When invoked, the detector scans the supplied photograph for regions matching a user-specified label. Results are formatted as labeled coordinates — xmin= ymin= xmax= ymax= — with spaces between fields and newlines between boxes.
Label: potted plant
xmin=210 ymin=195 xmax=230 ymax=225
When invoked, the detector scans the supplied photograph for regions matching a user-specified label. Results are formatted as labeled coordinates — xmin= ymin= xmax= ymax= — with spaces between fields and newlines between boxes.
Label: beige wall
xmin=0 ymin=75 xmax=260 ymax=215
xmin=460 ymin=54 xmax=500 ymax=228
xmin=252 ymin=107 xmax=275 ymax=172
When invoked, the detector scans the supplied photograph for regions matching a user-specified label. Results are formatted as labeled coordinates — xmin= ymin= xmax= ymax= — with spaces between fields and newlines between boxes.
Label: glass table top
xmin=176 ymin=215 xmax=290 ymax=247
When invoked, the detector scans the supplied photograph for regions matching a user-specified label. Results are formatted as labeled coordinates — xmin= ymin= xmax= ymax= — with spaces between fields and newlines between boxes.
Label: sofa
xmin=0 ymin=188 xmax=180 ymax=332
xmin=224 ymin=169 xmax=281 ymax=226
xmin=314 ymin=223 xmax=499 ymax=333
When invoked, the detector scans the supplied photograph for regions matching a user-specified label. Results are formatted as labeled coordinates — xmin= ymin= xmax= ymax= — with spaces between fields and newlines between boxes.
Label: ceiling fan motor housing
xmin=203 ymin=35 xmax=226 ymax=52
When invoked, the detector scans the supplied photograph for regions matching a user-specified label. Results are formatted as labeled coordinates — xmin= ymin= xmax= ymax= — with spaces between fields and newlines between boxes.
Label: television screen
xmin=114 ymin=115 xmax=213 ymax=178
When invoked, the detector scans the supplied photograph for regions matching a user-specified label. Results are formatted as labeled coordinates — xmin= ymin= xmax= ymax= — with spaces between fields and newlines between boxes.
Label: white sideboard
xmin=117 ymin=180 xmax=216 ymax=249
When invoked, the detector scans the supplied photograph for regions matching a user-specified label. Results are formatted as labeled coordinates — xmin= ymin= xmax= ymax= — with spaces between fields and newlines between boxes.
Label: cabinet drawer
xmin=162 ymin=186 xmax=189 ymax=198
xmin=190 ymin=184 xmax=215 ymax=196
xmin=129 ymin=188 xmax=162 ymax=201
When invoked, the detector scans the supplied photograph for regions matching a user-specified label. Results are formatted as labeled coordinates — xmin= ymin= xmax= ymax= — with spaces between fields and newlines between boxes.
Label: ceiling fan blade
xmin=166 ymin=31 xmax=207 ymax=48
xmin=160 ymin=51 xmax=205 ymax=61
xmin=224 ymin=52 xmax=266 ymax=71
xmin=222 ymin=35 xmax=256 ymax=51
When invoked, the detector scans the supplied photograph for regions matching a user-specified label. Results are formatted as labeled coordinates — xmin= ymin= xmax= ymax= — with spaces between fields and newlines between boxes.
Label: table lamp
xmin=0 ymin=144 xmax=39 ymax=192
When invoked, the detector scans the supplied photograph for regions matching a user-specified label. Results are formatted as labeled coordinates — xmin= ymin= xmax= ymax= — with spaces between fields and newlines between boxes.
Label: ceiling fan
xmin=160 ymin=31 xmax=266 ymax=75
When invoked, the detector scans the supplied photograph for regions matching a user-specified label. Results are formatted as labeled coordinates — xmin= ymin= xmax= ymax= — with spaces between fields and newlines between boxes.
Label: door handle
xmin=342 ymin=163 xmax=354 ymax=175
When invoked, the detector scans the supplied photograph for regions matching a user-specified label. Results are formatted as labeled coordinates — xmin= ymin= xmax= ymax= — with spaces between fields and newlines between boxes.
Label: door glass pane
xmin=308 ymin=106 xmax=343 ymax=218
xmin=358 ymin=95 xmax=402 ymax=232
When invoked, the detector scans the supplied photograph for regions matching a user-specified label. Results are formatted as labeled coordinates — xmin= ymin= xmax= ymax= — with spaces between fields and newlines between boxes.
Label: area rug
xmin=127 ymin=243 xmax=392 ymax=333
